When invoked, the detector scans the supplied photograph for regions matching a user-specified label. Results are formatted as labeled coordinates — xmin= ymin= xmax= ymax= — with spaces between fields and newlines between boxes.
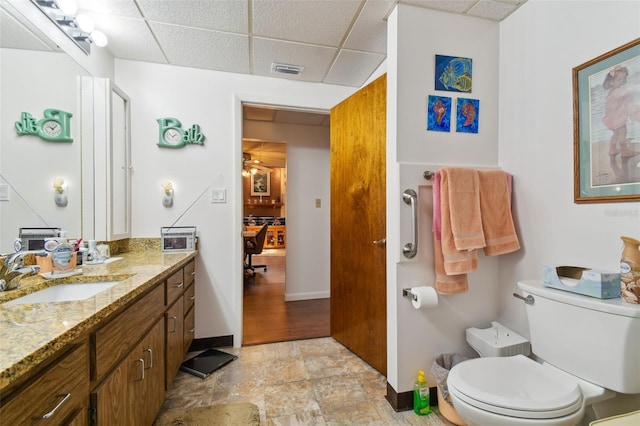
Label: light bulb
xmin=90 ymin=30 xmax=108 ymax=47
xmin=55 ymin=0 xmax=78 ymax=16
xmin=250 ymin=168 xmax=258 ymax=175
xmin=75 ymin=14 xmax=95 ymax=32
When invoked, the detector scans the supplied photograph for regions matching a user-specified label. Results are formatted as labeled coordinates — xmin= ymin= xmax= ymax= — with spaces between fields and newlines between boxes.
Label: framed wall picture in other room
xmin=573 ymin=37 xmax=640 ymax=203
xmin=251 ymin=171 xmax=271 ymax=196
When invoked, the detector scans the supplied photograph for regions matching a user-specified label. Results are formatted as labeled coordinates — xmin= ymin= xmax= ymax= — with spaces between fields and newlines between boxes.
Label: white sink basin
xmin=4 ymin=281 xmax=120 ymax=305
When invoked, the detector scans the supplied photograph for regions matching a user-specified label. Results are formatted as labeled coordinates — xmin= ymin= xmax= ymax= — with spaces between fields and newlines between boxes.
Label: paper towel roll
xmin=411 ymin=286 xmax=438 ymax=309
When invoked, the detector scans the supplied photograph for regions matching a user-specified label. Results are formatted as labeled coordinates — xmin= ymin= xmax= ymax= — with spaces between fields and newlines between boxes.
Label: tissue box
xmin=542 ymin=265 xmax=620 ymax=299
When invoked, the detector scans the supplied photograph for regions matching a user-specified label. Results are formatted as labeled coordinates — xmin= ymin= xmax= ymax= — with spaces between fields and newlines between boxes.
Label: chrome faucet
xmin=0 ymin=251 xmax=45 ymax=291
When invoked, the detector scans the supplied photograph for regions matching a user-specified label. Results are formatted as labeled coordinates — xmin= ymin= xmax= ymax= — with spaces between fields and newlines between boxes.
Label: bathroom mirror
xmin=0 ymin=4 xmax=90 ymax=253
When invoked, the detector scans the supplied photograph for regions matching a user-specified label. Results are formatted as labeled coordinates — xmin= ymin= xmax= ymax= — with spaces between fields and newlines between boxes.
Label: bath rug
xmin=154 ymin=403 xmax=260 ymax=426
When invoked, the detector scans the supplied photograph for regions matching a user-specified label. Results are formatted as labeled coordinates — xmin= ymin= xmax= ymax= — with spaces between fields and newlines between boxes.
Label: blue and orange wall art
xmin=427 ymin=95 xmax=452 ymax=132
xmin=435 ymin=55 xmax=473 ymax=93
xmin=456 ymin=98 xmax=480 ymax=133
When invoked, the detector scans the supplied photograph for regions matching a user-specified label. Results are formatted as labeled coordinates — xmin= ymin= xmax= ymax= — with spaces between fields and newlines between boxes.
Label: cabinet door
xmin=165 ymin=296 xmax=184 ymax=389
xmin=184 ymin=305 xmax=195 ymax=353
xmin=92 ymin=319 xmax=165 ymax=426
xmin=137 ymin=320 xmax=165 ymax=425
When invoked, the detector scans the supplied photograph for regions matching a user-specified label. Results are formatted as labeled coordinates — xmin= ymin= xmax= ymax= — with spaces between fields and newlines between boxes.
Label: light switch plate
xmin=211 ymin=188 xmax=226 ymax=203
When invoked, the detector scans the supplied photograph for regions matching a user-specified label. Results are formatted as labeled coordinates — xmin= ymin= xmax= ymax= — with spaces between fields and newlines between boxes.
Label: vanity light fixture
xmin=32 ymin=0 xmax=109 ymax=55
xmin=161 ymin=181 xmax=174 ymax=208
xmin=52 ymin=177 xmax=68 ymax=207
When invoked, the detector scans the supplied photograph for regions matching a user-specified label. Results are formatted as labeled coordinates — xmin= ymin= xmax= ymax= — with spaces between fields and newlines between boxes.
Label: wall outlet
xmin=211 ymin=188 xmax=226 ymax=203
xmin=315 ymin=198 xmax=321 ymax=208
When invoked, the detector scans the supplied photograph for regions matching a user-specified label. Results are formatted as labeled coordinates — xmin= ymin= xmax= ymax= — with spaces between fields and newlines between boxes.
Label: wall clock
xmin=157 ymin=117 xmax=205 ymax=148
xmin=15 ymin=109 xmax=73 ymax=142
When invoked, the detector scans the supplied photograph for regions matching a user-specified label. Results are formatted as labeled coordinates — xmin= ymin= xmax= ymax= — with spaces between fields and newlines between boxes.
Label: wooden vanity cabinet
xmin=90 ymin=284 xmax=165 ymax=425
xmin=0 ymin=342 xmax=90 ymax=425
xmin=165 ymin=259 xmax=196 ymax=388
xmin=91 ymin=320 xmax=164 ymax=425
xmin=183 ymin=260 xmax=196 ymax=353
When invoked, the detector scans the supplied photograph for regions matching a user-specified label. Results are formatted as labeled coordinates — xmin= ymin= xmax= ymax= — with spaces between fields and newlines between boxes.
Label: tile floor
xmin=158 ymin=337 xmax=455 ymax=425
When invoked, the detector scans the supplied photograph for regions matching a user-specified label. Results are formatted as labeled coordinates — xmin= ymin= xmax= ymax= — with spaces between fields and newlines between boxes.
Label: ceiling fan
xmin=242 ymin=151 xmax=273 ymax=176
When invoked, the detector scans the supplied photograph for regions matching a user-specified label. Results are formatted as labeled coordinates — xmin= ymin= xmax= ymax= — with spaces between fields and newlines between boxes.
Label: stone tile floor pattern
xmin=158 ymin=337 xmax=456 ymax=425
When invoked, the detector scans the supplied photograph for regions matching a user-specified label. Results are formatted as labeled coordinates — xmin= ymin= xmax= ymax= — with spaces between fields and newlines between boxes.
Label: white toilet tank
xmin=518 ymin=280 xmax=640 ymax=394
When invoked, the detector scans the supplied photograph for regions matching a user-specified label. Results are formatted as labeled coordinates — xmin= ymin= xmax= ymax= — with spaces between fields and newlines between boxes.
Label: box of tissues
xmin=542 ymin=265 xmax=621 ymax=299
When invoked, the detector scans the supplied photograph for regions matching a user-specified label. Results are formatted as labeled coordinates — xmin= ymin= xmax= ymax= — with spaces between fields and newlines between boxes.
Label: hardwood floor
xmin=243 ymin=255 xmax=330 ymax=346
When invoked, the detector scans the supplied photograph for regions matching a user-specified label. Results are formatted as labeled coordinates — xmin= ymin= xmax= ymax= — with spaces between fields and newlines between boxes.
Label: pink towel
xmin=479 ymin=170 xmax=520 ymax=256
xmin=432 ymin=170 xmax=442 ymax=241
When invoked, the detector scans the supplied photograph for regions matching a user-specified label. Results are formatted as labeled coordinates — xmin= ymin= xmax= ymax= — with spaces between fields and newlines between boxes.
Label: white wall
xmin=243 ymin=120 xmax=331 ymax=300
xmin=497 ymin=0 xmax=640 ymax=336
xmin=114 ymin=60 xmax=354 ymax=343
xmin=386 ymin=4 xmax=501 ymax=393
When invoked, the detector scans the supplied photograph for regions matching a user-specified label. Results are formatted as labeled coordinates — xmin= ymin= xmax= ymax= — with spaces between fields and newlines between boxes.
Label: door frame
xmin=232 ymin=93 xmax=337 ymax=347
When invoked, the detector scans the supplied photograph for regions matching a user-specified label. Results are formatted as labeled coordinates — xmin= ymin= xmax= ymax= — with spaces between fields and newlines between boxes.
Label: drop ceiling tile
xmin=89 ymin=15 xmax=166 ymax=63
xmin=137 ymin=0 xmax=247 ymax=33
xmin=252 ymin=37 xmax=336 ymax=82
xmin=0 ymin=8 xmax=54 ymax=51
xmin=76 ymin=0 xmax=142 ymax=19
xmin=151 ymin=23 xmax=249 ymax=73
xmin=253 ymin=0 xmax=361 ymax=47
xmin=343 ymin=0 xmax=394 ymax=54
xmin=467 ymin=0 xmax=519 ymax=21
xmin=323 ymin=49 xmax=385 ymax=87
xmin=400 ymin=0 xmax=477 ymax=14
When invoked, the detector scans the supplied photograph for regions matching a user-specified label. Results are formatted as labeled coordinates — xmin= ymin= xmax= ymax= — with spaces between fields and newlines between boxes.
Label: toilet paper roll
xmin=411 ymin=286 xmax=438 ymax=309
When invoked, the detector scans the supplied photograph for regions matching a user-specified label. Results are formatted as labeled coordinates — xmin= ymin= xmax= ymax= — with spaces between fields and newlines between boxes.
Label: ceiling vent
xmin=272 ymin=63 xmax=304 ymax=75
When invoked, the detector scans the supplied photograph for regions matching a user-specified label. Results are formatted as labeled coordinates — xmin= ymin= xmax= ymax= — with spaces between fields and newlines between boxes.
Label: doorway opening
xmin=241 ymin=103 xmax=331 ymax=346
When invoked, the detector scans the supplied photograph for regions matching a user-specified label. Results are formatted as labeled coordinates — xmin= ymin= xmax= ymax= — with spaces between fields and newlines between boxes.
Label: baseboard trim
xmin=385 ymin=382 xmax=438 ymax=412
xmin=188 ymin=335 xmax=234 ymax=352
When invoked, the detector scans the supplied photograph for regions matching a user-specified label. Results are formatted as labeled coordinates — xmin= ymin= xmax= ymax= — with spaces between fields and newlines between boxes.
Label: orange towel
xmin=434 ymin=235 xmax=468 ymax=294
xmin=479 ymin=170 xmax=520 ymax=256
xmin=439 ymin=168 xmax=479 ymax=275
xmin=445 ymin=168 xmax=485 ymax=250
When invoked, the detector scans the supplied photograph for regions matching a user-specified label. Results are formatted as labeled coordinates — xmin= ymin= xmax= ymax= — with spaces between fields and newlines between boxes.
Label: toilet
xmin=447 ymin=280 xmax=640 ymax=426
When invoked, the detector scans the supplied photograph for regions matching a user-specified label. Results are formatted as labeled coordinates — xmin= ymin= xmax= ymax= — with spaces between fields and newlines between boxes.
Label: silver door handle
xmin=402 ymin=189 xmax=418 ymax=259
xmin=145 ymin=348 xmax=153 ymax=369
xmin=373 ymin=239 xmax=386 ymax=246
xmin=34 ymin=393 xmax=70 ymax=419
xmin=136 ymin=358 xmax=145 ymax=381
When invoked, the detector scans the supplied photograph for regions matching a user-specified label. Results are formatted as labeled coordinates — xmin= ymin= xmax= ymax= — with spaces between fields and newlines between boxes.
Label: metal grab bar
xmin=402 ymin=189 xmax=418 ymax=259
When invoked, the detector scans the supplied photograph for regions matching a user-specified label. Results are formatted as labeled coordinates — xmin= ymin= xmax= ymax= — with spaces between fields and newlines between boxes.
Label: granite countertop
xmin=0 ymin=250 xmax=197 ymax=393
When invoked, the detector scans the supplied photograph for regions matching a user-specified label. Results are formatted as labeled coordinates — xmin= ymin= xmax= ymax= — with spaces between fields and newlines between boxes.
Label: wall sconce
xmin=161 ymin=181 xmax=174 ymax=207
xmin=52 ymin=177 xmax=68 ymax=207
xmin=34 ymin=0 xmax=109 ymax=55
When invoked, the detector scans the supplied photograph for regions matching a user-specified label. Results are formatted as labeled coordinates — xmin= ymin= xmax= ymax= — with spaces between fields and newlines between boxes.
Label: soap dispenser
xmin=413 ymin=370 xmax=431 ymax=416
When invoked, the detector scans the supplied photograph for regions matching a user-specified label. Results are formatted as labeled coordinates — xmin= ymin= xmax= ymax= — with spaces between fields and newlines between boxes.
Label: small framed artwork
xmin=251 ymin=171 xmax=271 ymax=196
xmin=573 ymin=38 xmax=640 ymax=203
xmin=427 ymin=95 xmax=452 ymax=132
xmin=435 ymin=55 xmax=472 ymax=93
xmin=456 ymin=98 xmax=480 ymax=133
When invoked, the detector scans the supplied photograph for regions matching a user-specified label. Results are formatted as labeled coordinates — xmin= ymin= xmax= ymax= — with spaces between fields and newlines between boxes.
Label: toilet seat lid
xmin=448 ymin=355 xmax=583 ymax=419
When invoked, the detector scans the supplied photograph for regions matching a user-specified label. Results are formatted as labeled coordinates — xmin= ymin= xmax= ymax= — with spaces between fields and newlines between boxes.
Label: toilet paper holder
xmin=402 ymin=288 xmax=418 ymax=301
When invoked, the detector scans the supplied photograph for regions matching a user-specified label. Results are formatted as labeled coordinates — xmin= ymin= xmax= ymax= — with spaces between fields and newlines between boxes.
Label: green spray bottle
xmin=413 ymin=369 xmax=431 ymax=415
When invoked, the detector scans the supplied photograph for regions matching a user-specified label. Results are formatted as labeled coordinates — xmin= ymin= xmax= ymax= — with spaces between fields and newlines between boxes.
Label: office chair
xmin=244 ymin=223 xmax=268 ymax=276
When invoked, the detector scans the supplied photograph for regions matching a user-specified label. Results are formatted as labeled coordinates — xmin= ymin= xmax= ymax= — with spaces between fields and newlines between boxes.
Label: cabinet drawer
xmin=184 ymin=260 xmax=195 ymax=287
xmin=166 ymin=268 xmax=185 ymax=306
xmin=184 ymin=282 xmax=195 ymax=314
xmin=93 ymin=285 xmax=164 ymax=382
xmin=1 ymin=342 xmax=89 ymax=425
xmin=183 ymin=306 xmax=195 ymax=353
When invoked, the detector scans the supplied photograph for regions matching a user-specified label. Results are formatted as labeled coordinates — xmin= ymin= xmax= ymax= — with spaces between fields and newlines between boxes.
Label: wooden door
xmin=330 ymin=74 xmax=386 ymax=375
